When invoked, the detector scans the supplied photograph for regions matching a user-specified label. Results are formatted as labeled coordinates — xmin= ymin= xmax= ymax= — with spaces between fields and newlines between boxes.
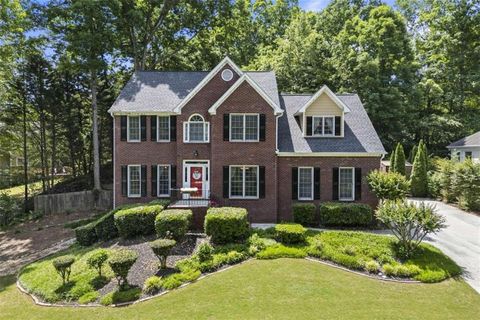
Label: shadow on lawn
xmin=0 ymin=275 xmax=16 ymax=293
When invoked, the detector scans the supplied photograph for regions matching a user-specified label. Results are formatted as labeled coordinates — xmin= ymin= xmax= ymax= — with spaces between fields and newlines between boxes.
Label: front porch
xmin=168 ymin=188 xmax=212 ymax=208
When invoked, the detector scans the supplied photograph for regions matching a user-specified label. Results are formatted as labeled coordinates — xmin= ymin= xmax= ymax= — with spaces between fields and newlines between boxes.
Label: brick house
xmin=108 ymin=57 xmax=386 ymax=224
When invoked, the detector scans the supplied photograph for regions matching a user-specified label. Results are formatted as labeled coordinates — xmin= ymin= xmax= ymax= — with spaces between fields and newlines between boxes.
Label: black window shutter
xmin=314 ymin=167 xmax=321 ymax=200
xmin=150 ymin=116 xmax=157 ymax=141
xmin=292 ymin=167 xmax=298 ymax=200
xmin=170 ymin=165 xmax=177 ymax=191
xmin=223 ymin=114 xmax=230 ymax=141
xmin=121 ymin=165 xmax=127 ymax=196
xmin=259 ymin=114 xmax=266 ymax=141
xmin=223 ymin=166 xmax=229 ymax=198
xmin=141 ymin=165 xmax=147 ymax=196
xmin=151 ymin=165 xmax=157 ymax=196
xmin=120 ymin=116 xmax=127 ymax=141
xmin=141 ymin=116 xmax=147 ymax=141
xmin=332 ymin=167 xmax=339 ymax=200
xmin=259 ymin=166 xmax=265 ymax=198
xmin=306 ymin=117 xmax=313 ymax=136
xmin=355 ymin=168 xmax=362 ymax=200
xmin=170 ymin=116 xmax=177 ymax=141
xmin=335 ymin=116 xmax=341 ymax=136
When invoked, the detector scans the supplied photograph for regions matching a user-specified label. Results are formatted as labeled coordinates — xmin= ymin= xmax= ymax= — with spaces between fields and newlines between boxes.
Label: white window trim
xmin=229 ymin=113 xmax=260 ymax=142
xmin=156 ymin=116 xmax=170 ymax=142
xmin=157 ymin=164 xmax=171 ymax=197
xmin=298 ymin=167 xmax=314 ymax=201
xmin=127 ymin=164 xmax=141 ymax=198
xmin=229 ymin=165 xmax=259 ymax=199
xmin=127 ymin=116 xmax=141 ymax=142
xmin=183 ymin=114 xmax=210 ymax=143
xmin=339 ymin=167 xmax=355 ymax=201
xmin=311 ymin=115 xmax=335 ymax=137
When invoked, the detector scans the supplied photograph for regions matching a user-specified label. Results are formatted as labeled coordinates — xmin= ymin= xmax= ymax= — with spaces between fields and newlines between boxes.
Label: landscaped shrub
xmin=149 ymin=199 xmax=171 ymax=207
xmin=382 ymin=263 xmax=421 ymax=278
xmin=155 ymin=209 xmax=192 ymax=240
xmin=78 ymin=291 xmax=99 ymax=304
xmin=52 ymin=255 xmax=75 ymax=285
xmin=434 ymin=158 xmax=458 ymax=202
xmin=365 ymin=260 xmax=380 ymax=273
xmin=100 ymin=287 xmax=142 ymax=306
xmin=75 ymin=223 xmax=97 ymax=246
xmin=160 ymin=269 xmax=201 ymax=290
xmin=452 ymin=160 xmax=480 ymax=211
xmin=367 ymin=170 xmax=410 ymax=201
xmin=108 ymin=249 xmax=138 ymax=287
xmin=292 ymin=203 xmax=317 ymax=226
xmin=197 ymin=242 xmax=214 ymax=262
xmin=319 ymin=202 xmax=373 ymax=227
xmin=114 ymin=204 xmax=163 ymax=238
xmin=86 ymin=249 xmax=109 ymax=277
xmin=143 ymin=276 xmax=162 ymax=295
xmin=247 ymin=233 xmax=277 ymax=255
xmin=392 ymin=143 xmax=406 ymax=175
xmin=150 ymin=238 xmax=176 ymax=269
xmin=410 ymin=140 xmax=429 ymax=197
xmin=94 ymin=210 xmax=118 ymax=240
xmin=204 ymin=207 xmax=249 ymax=244
xmin=274 ymin=223 xmax=307 ymax=244
xmin=256 ymin=245 xmax=307 ymax=259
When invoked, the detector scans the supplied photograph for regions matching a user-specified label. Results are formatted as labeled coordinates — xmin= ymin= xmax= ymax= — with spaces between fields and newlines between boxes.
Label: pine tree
xmin=410 ymin=141 xmax=428 ymax=197
xmin=393 ymin=143 xmax=406 ymax=176
xmin=390 ymin=148 xmax=396 ymax=173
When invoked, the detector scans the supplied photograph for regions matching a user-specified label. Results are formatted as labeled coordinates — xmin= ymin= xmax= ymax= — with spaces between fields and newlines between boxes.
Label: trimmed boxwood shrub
xmin=94 ymin=210 xmax=118 ymax=240
xmin=155 ymin=209 xmax=192 ymax=240
xmin=274 ymin=223 xmax=307 ymax=244
xmin=204 ymin=207 xmax=249 ymax=244
xmin=87 ymin=249 xmax=109 ymax=277
xmin=52 ymin=255 xmax=75 ymax=285
xmin=292 ymin=203 xmax=317 ymax=226
xmin=114 ymin=204 xmax=164 ymax=238
xmin=108 ymin=249 xmax=138 ymax=287
xmin=75 ymin=223 xmax=97 ymax=246
xmin=150 ymin=238 xmax=176 ymax=269
xmin=149 ymin=199 xmax=171 ymax=207
xmin=319 ymin=202 xmax=373 ymax=227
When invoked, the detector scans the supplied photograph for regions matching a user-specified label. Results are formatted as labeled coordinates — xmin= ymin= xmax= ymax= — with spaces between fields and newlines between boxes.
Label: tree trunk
xmin=91 ymin=69 xmax=101 ymax=190
xmin=50 ymin=115 xmax=57 ymax=188
xmin=22 ymin=84 xmax=28 ymax=213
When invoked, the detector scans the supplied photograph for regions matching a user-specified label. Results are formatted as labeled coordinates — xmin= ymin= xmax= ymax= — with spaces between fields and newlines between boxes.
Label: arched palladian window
xmin=184 ymin=114 xmax=209 ymax=143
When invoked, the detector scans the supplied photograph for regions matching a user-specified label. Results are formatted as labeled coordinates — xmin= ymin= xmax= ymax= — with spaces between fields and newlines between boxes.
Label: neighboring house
xmin=108 ymin=57 xmax=386 ymax=223
xmin=447 ymin=131 xmax=480 ymax=163
xmin=380 ymin=160 xmax=413 ymax=177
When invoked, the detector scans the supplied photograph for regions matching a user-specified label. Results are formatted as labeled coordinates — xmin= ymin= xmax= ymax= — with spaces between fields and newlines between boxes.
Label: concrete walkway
xmin=410 ymin=198 xmax=480 ymax=293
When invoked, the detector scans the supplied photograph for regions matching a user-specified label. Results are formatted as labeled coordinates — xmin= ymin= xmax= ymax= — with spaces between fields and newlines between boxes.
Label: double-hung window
xmin=339 ymin=167 xmax=354 ymax=201
xmin=230 ymin=114 xmax=259 ymax=141
xmin=229 ymin=165 xmax=258 ymax=198
xmin=157 ymin=116 xmax=170 ymax=141
xmin=157 ymin=165 xmax=170 ymax=197
xmin=312 ymin=116 xmax=335 ymax=136
xmin=184 ymin=114 xmax=209 ymax=142
xmin=127 ymin=116 xmax=141 ymax=142
xmin=298 ymin=167 xmax=313 ymax=200
xmin=128 ymin=165 xmax=141 ymax=197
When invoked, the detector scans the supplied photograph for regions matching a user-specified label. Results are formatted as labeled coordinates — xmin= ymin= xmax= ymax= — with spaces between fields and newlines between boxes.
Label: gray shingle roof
xmin=108 ymin=71 xmax=280 ymax=113
xmin=447 ymin=131 xmax=480 ymax=148
xmin=278 ymin=94 xmax=386 ymax=154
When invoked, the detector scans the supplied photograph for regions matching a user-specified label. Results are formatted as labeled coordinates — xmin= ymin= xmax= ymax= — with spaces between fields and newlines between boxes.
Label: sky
xmin=299 ymin=0 xmax=397 ymax=11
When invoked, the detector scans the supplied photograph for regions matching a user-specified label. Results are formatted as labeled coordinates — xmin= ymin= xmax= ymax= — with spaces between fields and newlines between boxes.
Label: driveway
xmin=410 ymin=198 xmax=480 ymax=293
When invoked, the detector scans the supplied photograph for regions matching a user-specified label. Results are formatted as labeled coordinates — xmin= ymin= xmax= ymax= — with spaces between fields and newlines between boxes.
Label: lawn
xmin=1 ymin=178 xmax=62 ymax=199
xmin=1 ymin=259 xmax=479 ymax=319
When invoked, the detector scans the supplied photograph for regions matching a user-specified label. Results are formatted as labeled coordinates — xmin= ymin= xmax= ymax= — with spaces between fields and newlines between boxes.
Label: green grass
xmin=18 ymin=245 xmax=113 ymax=303
xmin=1 ymin=259 xmax=479 ymax=319
xmin=1 ymin=178 xmax=62 ymax=199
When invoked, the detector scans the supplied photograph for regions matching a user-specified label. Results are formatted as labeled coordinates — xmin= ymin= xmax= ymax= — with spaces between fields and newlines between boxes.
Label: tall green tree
xmin=390 ymin=149 xmax=396 ymax=173
xmin=411 ymin=140 xmax=428 ymax=197
xmin=393 ymin=143 xmax=406 ymax=176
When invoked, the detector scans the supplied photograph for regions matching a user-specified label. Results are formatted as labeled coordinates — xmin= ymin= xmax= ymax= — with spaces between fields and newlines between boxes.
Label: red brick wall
xmin=277 ymin=156 xmax=381 ymax=221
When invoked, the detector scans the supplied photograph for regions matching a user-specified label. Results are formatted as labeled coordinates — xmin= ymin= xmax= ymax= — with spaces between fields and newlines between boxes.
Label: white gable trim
xmin=208 ymin=74 xmax=283 ymax=115
xmin=173 ymin=57 xmax=243 ymax=113
xmin=295 ymin=85 xmax=351 ymax=115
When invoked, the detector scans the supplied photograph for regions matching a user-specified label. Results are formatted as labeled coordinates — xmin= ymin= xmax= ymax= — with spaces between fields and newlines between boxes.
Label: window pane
xmin=158 ymin=116 xmax=170 ymax=141
xmin=298 ymin=168 xmax=312 ymax=199
xmin=189 ymin=122 xmax=205 ymax=141
xmin=324 ymin=117 xmax=334 ymax=135
xmin=231 ymin=115 xmax=244 ymax=140
xmin=158 ymin=166 xmax=170 ymax=196
xmin=245 ymin=115 xmax=258 ymax=140
xmin=128 ymin=116 xmax=140 ymax=141
xmin=313 ymin=117 xmax=322 ymax=135
xmin=244 ymin=166 xmax=258 ymax=197
xmin=339 ymin=168 xmax=353 ymax=200
xmin=129 ymin=166 xmax=141 ymax=196
xmin=230 ymin=167 xmax=243 ymax=196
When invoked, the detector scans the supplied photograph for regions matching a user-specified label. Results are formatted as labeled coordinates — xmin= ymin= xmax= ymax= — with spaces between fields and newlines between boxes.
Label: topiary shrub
xmin=114 ymin=205 xmax=163 ymax=238
xmin=150 ymin=238 xmax=176 ymax=269
xmin=108 ymin=249 xmax=138 ymax=287
xmin=155 ymin=209 xmax=192 ymax=241
xmin=319 ymin=202 xmax=373 ymax=227
xmin=143 ymin=276 xmax=162 ymax=295
xmin=292 ymin=203 xmax=317 ymax=226
xmin=52 ymin=255 xmax=75 ymax=285
xmin=274 ymin=223 xmax=307 ymax=244
xmin=75 ymin=223 xmax=97 ymax=246
xmin=204 ymin=207 xmax=249 ymax=244
xmin=196 ymin=242 xmax=214 ymax=263
xmin=87 ymin=249 xmax=109 ymax=277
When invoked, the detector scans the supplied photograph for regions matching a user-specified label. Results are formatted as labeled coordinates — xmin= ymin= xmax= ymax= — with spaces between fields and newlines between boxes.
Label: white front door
xmin=183 ymin=162 xmax=209 ymax=199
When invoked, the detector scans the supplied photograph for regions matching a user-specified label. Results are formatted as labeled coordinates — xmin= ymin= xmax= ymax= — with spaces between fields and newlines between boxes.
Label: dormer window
xmin=184 ymin=114 xmax=209 ymax=143
xmin=306 ymin=116 xmax=342 ymax=137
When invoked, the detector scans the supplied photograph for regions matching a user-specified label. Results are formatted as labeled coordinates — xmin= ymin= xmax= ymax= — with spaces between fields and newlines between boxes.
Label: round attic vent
xmin=221 ymin=69 xmax=234 ymax=81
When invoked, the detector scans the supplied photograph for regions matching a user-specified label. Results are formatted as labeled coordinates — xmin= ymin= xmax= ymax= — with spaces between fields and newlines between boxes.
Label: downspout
xmin=275 ymin=113 xmax=282 ymax=223
xmin=111 ymin=112 xmax=116 ymax=209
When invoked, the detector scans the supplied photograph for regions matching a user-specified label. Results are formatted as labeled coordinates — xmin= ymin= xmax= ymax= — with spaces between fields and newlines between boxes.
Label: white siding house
xmin=447 ymin=131 xmax=480 ymax=163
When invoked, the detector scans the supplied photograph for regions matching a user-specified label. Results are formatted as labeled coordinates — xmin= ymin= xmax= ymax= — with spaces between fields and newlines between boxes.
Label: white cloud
xmin=301 ymin=0 xmax=331 ymax=12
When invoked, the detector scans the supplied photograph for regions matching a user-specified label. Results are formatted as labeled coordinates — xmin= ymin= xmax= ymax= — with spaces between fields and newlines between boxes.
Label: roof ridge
xmin=135 ymin=70 xmax=209 ymax=73
xmin=280 ymin=93 xmax=313 ymax=96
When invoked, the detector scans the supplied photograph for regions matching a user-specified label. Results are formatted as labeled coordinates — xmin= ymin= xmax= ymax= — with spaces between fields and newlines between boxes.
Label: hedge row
xmin=292 ymin=202 xmax=373 ymax=227
xmin=114 ymin=204 xmax=164 ymax=238
xmin=204 ymin=207 xmax=249 ymax=244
